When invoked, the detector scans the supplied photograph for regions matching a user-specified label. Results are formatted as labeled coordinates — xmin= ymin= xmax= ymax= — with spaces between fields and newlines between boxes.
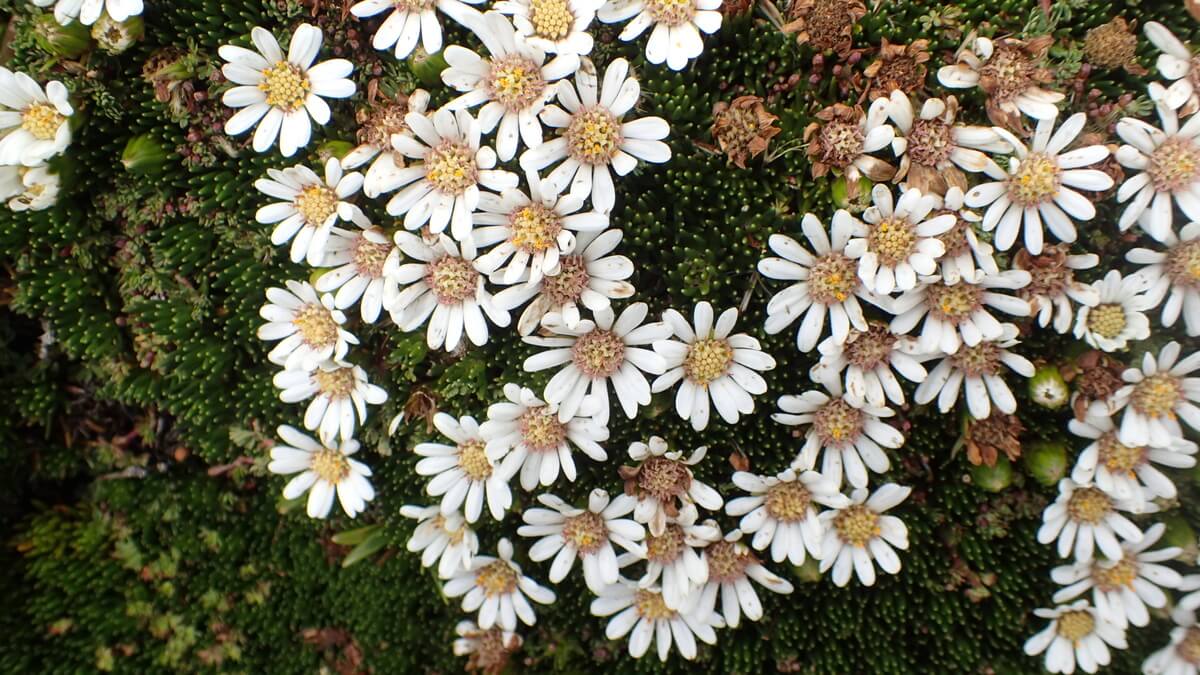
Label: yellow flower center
xmin=458 ymin=440 xmax=493 ymax=481
xmin=1165 ymin=239 xmax=1200 ymax=290
xmin=636 ymin=456 xmax=691 ymax=502
xmin=571 ymin=328 xmax=626 ymax=378
xmin=426 ymin=255 xmax=479 ymax=305
xmin=259 ymin=61 xmax=310 ymax=112
xmin=1096 ymin=433 xmax=1145 ymax=475
xmin=950 ymin=342 xmax=1002 ymax=377
xmin=21 ymin=102 xmax=64 ymax=141
xmin=705 ymin=540 xmax=752 ymax=583
xmin=518 ymin=406 xmax=567 ymax=452
xmin=764 ymin=480 xmax=812 ymax=522
xmin=1092 ymin=558 xmax=1139 ymax=592
xmin=926 ymin=281 xmax=981 ymax=324
xmin=645 ymin=524 xmax=685 ymax=563
xmin=809 ymin=252 xmax=860 ymax=305
xmin=541 ymin=254 xmax=590 ymax=305
xmin=561 ymin=511 xmax=607 ymax=554
xmin=1006 ymin=153 xmax=1061 ymax=207
xmin=529 ymin=0 xmax=575 ymax=41
xmin=566 ymin=107 xmax=622 ymax=165
xmin=1067 ymin=487 xmax=1112 ymax=524
xmin=834 ymin=504 xmax=880 ymax=547
xmin=1178 ymin=627 xmax=1200 ymax=665
xmin=314 ymin=367 xmax=357 ymax=398
xmin=310 ymin=447 xmax=350 ymax=484
xmin=844 ymin=323 xmax=897 ymax=370
xmin=475 ymin=560 xmax=519 ymax=597
xmin=1149 ymin=136 xmax=1200 ymax=193
xmin=645 ymin=0 xmax=695 ymax=26
xmin=684 ymin=338 xmax=733 ymax=387
xmin=293 ymin=303 xmax=339 ymax=348
xmin=509 ymin=204 xmax=563 ymax=254
xmin=294 ymin=185 xmax=339 ymax=226
xmin=1087 ymin=303 xmax=1127 ymax=340
xmin=814 ymin=398 xmax=863 ymax=447
xmin=634 ymin=589 xmax=676 ymax=620
xmin=1131 ymin=373 xmax=1182 ymax=419
xmin=1056 ymin=610 xmax=1095 ymax=643
xmin=352 ymin=235 xmax=393 ymax=278
xmin=486 ymin=54 xmax=547 ymax=111
xmin=868 ymin=217 xmax=918 ymax=267
xmin=424 ymin=142 xmax=478 ymax=196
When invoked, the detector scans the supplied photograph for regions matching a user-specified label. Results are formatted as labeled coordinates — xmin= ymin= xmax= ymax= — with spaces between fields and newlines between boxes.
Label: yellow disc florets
xmin=814 ymin=398 xmax=863 ymax=447
xmin=1092 ymin=558 xmax=1139 ymax=592
xmin=1087 ymin=303 xmax=1127 ymax=340
xmin=529 ymin=0 xmax=575 ymax=41
xmin=293 ymin=303 xmax=339 ymax=348
xmin=705 ymin=540 xmax=752 ymax=583
xmin=809 ymin=252 xmax=859 ymax=306
xmin=21 ymin=102 xmax=64 ymax=141
xmin=458 ymin=440 xmax=494 ymax=481
xmin=509 ymin=204 xmax=563 ymax=254
xmin=425 ymin=142 xmax=478 ymax=195
xmin=1067 ymin=487 xmax=1112 ymax=524
xmin=834 ymin=504 xmax=880 ymax=547
xmin=1131 ymin=373 xmax=1182 ymax=419
xmin=1006 ymin=153 xmax=1061 ymax=207
xmin=868 ymin=218 xmax=918 ymax=266
xmin=486 ymin=54 xmax=547 ymax=111
xmin=1056 ymin=610 xmax=1096 ymax=642
xmin=259 ymin=61 xmax=310 ymax=112
xmin=476 ymin=560 xmax=519 ymax=596
xmin=426 ymin=255 xmax=479 ymax=305
xmin=634 ymin=589 xmax=676 ymax=620
xmin=1149 ymin=136 xmax=1200 ymax=194
xmin=1165 ymin=239 xmax=1200 ymax=290
xmin=765 ymin=480 xmax=812 ymax=522
xmin=518 ymin=406 xmax=567 ymax=452
xmin=352 ymin=235 xmax=393 ymax=279
xmin=1097 ymin=433 xmax=1145 ymax=475
xmin=571 ymin=328 xmax=626 ymax=378
xmin=314 ymin=367 xmax=357 ymax=398
xmin=294 ymin=185 xmax=339 ymax=226
xmin=310 ymin=447 xmax=351 ymax=484
xmin=684 ymin=338 xmax=733 ymax=386
xmin=566 ymin=108 xmax=622 ymax=165
xmin=926 ymin=281 xmax=981 ymax=324
xmin=562 ymin=511 xmax=607 ymax=554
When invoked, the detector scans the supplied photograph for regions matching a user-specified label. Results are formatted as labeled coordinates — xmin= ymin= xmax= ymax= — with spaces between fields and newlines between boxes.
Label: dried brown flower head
xmin=1067 ymin=351 xmax=1127 ymax=420
xmin=721 ymin=0 xmax=755 ymax=17
xmin=711 ymin=95 xmax=782 ymax=169
xmin=940 ymin=34 xmax=1062 ymax=133
xmin=782 ymin=0 xmax=867 ymax=58
xmin=864 ymin=38 xmax=931 ymax=100
xmin=619 ymin=455 xmax=694 ymax=519
xmin=355 ymin=92 xmax=415 ymax=150
xmin=460 ymin=625 xmax=522 ymax=675
xmin=803 ymin=102 xmax=896 ymax=197
xmin=1084 ymin=18 xmax=1147 ymax=75
xmin=965 ymin=412 xmax=1024 ymax=467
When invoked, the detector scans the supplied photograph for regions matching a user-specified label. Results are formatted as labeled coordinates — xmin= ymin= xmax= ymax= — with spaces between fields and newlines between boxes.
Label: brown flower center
xmin=394 ymin=0 xmax=436 ymax=10
xmin=529 ymin=0 xmax=575 ymax=40
xmin=636 ymin=456 xmax=691 ymax=502
xmin=310 ymin=447 xmax=351 ymax=484
xmin=764 ymin=481 xmax=812 ymax=522
xmin=684 ymin=338 xmax=733 ymax=386
xmin=293 ymin=303 xmax=339 ymax=348
xmin=1083 ymin=18 xmax=1138 ymax=69
xmin=509 ymin=204 xmax=563 ymax=254
xmin=800 ymin=0 xmax=857 ymax=52
xmin=978 ymin=45 xmax=1035 ymax=104
xmin=1087 ymin=304 xmax=1127 ymax=340
xmin=294 ymin=185 xmax=339 ymax=226
xmin=459 ymin=440 xmax=494 ymax=481
xmin=259 ymin=61 xmax=310 ymax=112
xmin=950 ymin=342 xmax=1002 ymax=377
xmin=486 ymin=54 xmax=547 ymax=111
xmin=813 ymin=398 xmax=863 ymax=447
xmin=705 ymin=540 xmax=752 ymax=583
xmin=645 ymin=0 xmax=695 ymax=26
xmin=566 ymin=107 xmax=623 ymax=165
xmin=571 ymin=328 xmax=626 ymax=378
xmin=936 ymin=211 xmax=972 ymax=257
xmin=1056 ymin=610 xmax=1095 ymax=642
xmin=715 ymin=107 xmax=762 ymax=155
xmin=1131 ymin=373 xmax=1182 ymax=419
xmin=634 ymin=589 xmax=676 ymax=620
xmin=466 ymin=627 xmax=518 ymax=674
xmin=1178 ymin=627 xmax=1200 ymax=665
xmin=356 ymin=99 xmax=412 ymax=149
xmin=1006 ymin=153 xmax=1061 ymax=207
xmin=645 ymin=524 xmax=685 ymax=563
xmin=868 ymin=217 xmax=918 ymax=267
xmin=818 ymin=120 xmax=865 ymax=169
xmin=518 ymin=406 xmax=567 ymax=452
xmin=314 ymin=367 xmax=357 ymax=398
xmin=926 ymin=281 xmax=982 ymax=324
xmin=833 ymin=504 xmax=880 ymax=547
xmin=1017 ymin=248 xmax=1073 ymax=299
xmin=907 ymin=118 xmax=954 ymax=167
xmin=425 ymin=142 xmax=478 ymax=195
xmin=21 ymin=102 xmax=64 ymax=141
xmin=1166 ymin=239 xmax=1200 ymax=290
xmin=1092 ymin=558 xmax=1139 ymax=592
xmin=844 ymin=323 xmax=898 ymax=371
xmin=541 ymin=254 xmax=590 ymax=305
xmin=1149 ymin=136 xmax=1200 ymax=193
xmin=426 ymin=255 xmax=479 ymax=305
xmin=1067 ymin=487 xmax=1112 ymax=524
xmin=475 ymin=560 xmax=519 ymax=596
xmin=808 ymin=252 xmax=860 ymax=305
xmin=562 ymin=511 xmax=607 ymax=554
xmin=352 ymin=235 xmax=393 ymax=278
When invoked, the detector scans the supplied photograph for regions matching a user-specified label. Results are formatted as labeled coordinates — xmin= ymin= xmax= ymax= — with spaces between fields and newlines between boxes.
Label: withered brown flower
xmin=1083 ymin=18 xmax=1148 ymax=75
xmin=863 ymin=38 xmax=931 ymax=100
xmin=889 ymin=92 xmax=1008 ymax=196
xmin=964 ymin=412 xmax=1024 ymax=467
xmin=1065 ymin=350 xmax=1127 ymax=420
xmin=459 ymin=625 xmax=522 ymax=675
xmin=938 ymin=34 xmax=1063 ymax=133
xmin=803 ymin=102 xmax=896 ymax=198
xmin=343 ymin=88 xmax=430 ymax=178
xmin=711 ymin=95 xmax=782 ymax=169
xmin=1012 ymin=244 xmax=1098 ymax=334
xmin=782 ymin=0 xmax=867 ymax=58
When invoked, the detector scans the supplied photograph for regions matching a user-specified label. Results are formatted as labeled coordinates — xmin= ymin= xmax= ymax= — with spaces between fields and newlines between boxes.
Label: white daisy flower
xmin=1073 ymin=271 xmax=1154 ymax=352
xmin=1103 ymin=341 xmax=1200 ymax=449
xmin=845 ymin=184 xmax=956 ymax=294
xmin=400 ymin=504 xmax=480 ymax=578
xmin=1142 ymin=613 xmax=1200 ymax=675
xmin=1144 ymin=21 xmax=1200 ymax=114
xmin=618 ymin=436 xmax=723 ymax=537
xmin=350 ymin=0 xmax=482 ymax=59
xmin=443 ymin=538 xmax=556 ymax=631
xmin=930 ymin=186 xmax=999 ymax=284
xmin=1013 ymin=244 xmax=1100 ymax=334
xmin=804 ymin=98 xmax=896 ymax=191
xmin=596 ymin=0 xmax=722 ymax=71
xmin=495 ymin=0 xmax=602 ymax=56
xmin=415 ymin=412 xmax=515 ymax=523
xmin=255 ymin=158 xmax=367 ymax=266
xmin=758 ymin=213 xmax=889 ymax=352
xmin=964 ymin=112 xmax=1113 ymax=255
xmin=257 ymin=280 xmax=358 ymax=371
xmin=1069 ymin=409 xmax=1197 ymax=507
xmin=889 ymin=268 xmax=1031 ymax=356
xmin=273 ymin=360 xmax=388 ymax=444
xmin=808 ymin=323 xmax=928 ymax=407
xmin=1051 ymin=523 xmax=1184 ymax=630
xmin=1023 ymin=601 xmax=1128 ymax=675
xmin=652 ymin=301 xmax=775 ymax=431
xmin=389 ymin=232 xmax=511 ymax=352
xmin=0 ymin=69 xmax=72 ymax=166
xmin=1115 ymin=87 xmax=1200 ymax=242
xmin=936 ymin=34 xmax=1065 ymax=125
xmin=452 ymin=621 xmax=523 ymax=672
xmin=726 ymin=468 xmax=851 ymax=566
xmin=1127 ymin=222 xmax=1200 ymax=336
xmin=1038 ymin=478 xmax=1147 ymax=563
xmin=314 ymin=226 xmax=401 ymax=324
xmin=492 ymin=227 xmax=635 ymax=335
xmin=695 ymin=530 xmax=793 ymax=629
xmin=886 ymin=91 xmax=1010 ymax=194
xmin=522 ymin=301 xmax=669 ymax=423
xmin=773 ymin=382 xmax=905 ymax=489
xmin=30 ymin=0 xmax=142 ymax=25
xmin=219 ymin=25 xmax=355 ymax=157
xmin=913 ymin=323 xmax=1035 ymax=419
xmin=521 ymin=57 xmax=671 ymax=215
xmin=473 ymin=174 xmax=607 ymax=285
xmin=378 ymin=107 xmax=519 ymax=243
xmin=818 ymin=483 xmax=911 ymax=587
xmin=344 ymin=89 xmax=431 ymax=197
xmin=482 ymin=383 xmax=609 ymax=491
xmin=518 ymin=489 xmax=645 ymax=593
xmin=442 ymin=12 xmax=580 ymax=162
xmin=1 ymin=165 xmax=59 ymax=212
xmin=268 ymin=425 xmax=375 ymax=519
xmin=624 ymin=503 xmax=720 ymax=610
xmin=589 ymin=579 xmax=722 ymax=662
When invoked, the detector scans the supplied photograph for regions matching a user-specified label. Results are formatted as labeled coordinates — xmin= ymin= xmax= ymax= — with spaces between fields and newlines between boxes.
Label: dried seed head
xmin=1083 ymin=18 xmax=1138 ymax=70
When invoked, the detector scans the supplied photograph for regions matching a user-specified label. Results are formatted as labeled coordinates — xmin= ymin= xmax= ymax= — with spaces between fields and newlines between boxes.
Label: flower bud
xmin=1022 ymin=441 xmax=1068 ymax=487
xmin=33 ymin=13 xmax=91 ymax=59
xmin=93 ymin=15 xmax=143 ymax=55
xmin=792 ymin=557 xmax=823 ymax=583
xmin=121 ymin=134 xmax=169 ymax=173
xmin=970 ymin=455 xmax=1013 ymax=492
xmin=1028 ymin=365 xmax=1069 ymax=409
xmin=410 ymin=47 xmax=448 ymax=88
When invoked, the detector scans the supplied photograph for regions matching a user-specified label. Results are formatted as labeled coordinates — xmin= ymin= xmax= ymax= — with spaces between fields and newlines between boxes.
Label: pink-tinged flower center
xmin=518 ymin=406 xmax=567 ymax=452
xmin=259 ymin=61 xmax=310 ymax=112
xmin=936 ymin=211 xmax=972 ymax=257
xmin=486 ymin=54 xmax=547 ymax=111
xmin=424 ymin=142 xmax=478 ymax=195
xmin=310 ymin=447 xmax=350 ymax=483
xmin=475 ymin=560 xmax=519 ymax=596
xmin=1006 ymin=153 xmax=1061 ymax=207
xmin=926 ymin=281 xmax=982 ymax=324
xmin=1087 ymin=303 xmax=1127 ymax=340
xmin=528 ymin=0 xmax=574 ymax=40
xmin=645 ymin=524 xmax=685 ymax=564
xmin=844 ymin=323 xmax=897 ymax=370
xmin=1067 ymin=487 xmax=1111 ymax=524
xmin=705 ymin=540 xmax=752 ymax=583
xmin=817 ymin=120 xmax=864 ymax=168
xmin=541 ymin=254 xmax=590 ymax=305
xmin=764 ymin=480 xmax=812 ymax=522
xmin=684 ymin=338 xmax=733 ymax=386
xmin=1165 ymin=239 xmax=1200 ymax=290
xmin=1131 ymin=373 xmax=1182 ymax=419
xmin=636 ymin=456 xmax=691 ymax=502
xmin=314 ymin=367 xmax=357 ymax=398
xmin=1096 ymin=432 xmax=1145 ymax=475
xmin=808 ymin=252 xmax=860 ymax=305
xmin=645 ymin=0 xmax=695 ymax=26
xmin=21 ymin=102 xmax=64 ymax=141
xmin=352 ymin=235 xmax=393 ymax=278
xmin=813 ymin=398 xmax=863 ymax=447
xmin=1055 ymin=610 xmax=1095 ymax=642
xmin=833 ymin=504 xmax=879 ymax=547
xmin=294 ymin=185 xmax=339 ymax=226
xmin=566 ymin=107 xmax=622 ymax=165
xmin=293 ymin=303 xmax=339 ymax=348
xmin=634 ymin=589 xmax=676 ymax=620
xmin=868 ymin=217 xmax=918 ymax=267
xmin=1148 ymin=136 xmax=1200 ymax=193
xmin=571 ymin=328 xmax=625 ymax=378
xmin=907 ymin=117 xmax=954 ymax=167
xmin=562 ymin=511 xmax=607 ymax=554
xmin=509 ymin=204 xmax=563 ymax=254
xmin=949 ymin=342 xmax=1002 ymax=377
xmin=426 ymin=255 xmax=479 ymax=305
xmin=458 ymin=440 xmax=493 ymax=481
xmin=978 ymin=45 xmax=1035 ymax=104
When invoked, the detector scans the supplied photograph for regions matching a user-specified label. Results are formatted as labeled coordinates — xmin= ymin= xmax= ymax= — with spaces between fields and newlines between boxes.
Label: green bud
xmin=319 ymin=140 xmax=356 ymax=161
xmin=33 ymin=13 xmax=91 ymax=59
xmin=792 ymin=557 xmax=823 ymax=584
xmin=970 ymin=456 xmax=1013 ymax=492
xmin=121 ymin=134 xmax=169 ymax=173
xmin=1160 ymin=514 xmax=1197 ymax=558
xmin=410 ymin=48 xmax=449 ymax=88
xmin=830 ymin=176 xmax=873 ymax=211
xmin=92 ymin=14 xmax=143 ymax=54
xmin=1023 ymin=441 xmax=1068 ymax=487
xmin=1029 ymin=365 xmax=1069 ymax=410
